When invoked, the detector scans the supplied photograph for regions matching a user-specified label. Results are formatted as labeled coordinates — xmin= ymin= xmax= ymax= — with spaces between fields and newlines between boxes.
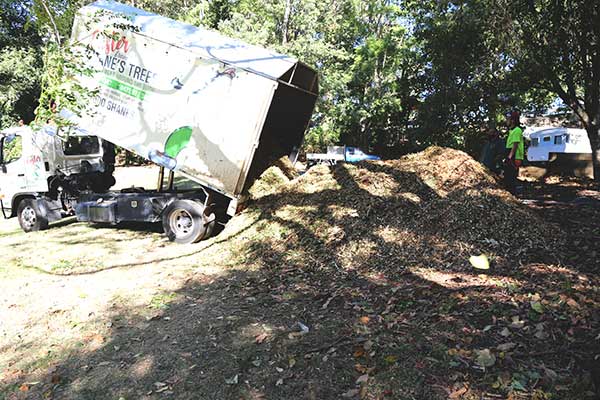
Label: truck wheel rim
xmin=170 ymin=209 xmax=194 ymax=237
xmin=22 ymin=206 xmax=37 ymax=228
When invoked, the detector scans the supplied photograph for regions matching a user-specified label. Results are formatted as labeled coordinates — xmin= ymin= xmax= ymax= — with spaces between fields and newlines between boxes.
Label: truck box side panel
xmin=73 ymin=22 xmax=277 ymax=198
xmin=80 ymin=1 xmax=297 ymax=81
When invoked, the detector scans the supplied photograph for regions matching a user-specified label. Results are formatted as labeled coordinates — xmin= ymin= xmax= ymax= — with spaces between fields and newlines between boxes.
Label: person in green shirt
xmin=503 ymin=110 xmax=524 ymax=194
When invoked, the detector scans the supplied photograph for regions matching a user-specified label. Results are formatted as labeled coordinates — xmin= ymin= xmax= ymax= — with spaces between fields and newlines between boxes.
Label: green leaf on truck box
xmin=164 ymin=126 xmax=193 ymax=158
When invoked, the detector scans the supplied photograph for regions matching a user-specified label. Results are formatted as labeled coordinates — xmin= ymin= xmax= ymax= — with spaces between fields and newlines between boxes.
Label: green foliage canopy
xmin=3 ymin=0 xmax=599 ymax=173
xmin=501 ymin=0 xmax=600 ymax=179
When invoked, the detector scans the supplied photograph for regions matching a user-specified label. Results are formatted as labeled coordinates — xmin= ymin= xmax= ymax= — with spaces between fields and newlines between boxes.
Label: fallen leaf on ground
xmin=500 ymin=328 xmax=511 ymax=337
xmin=469 ymin=254 xmax=490 ymax=270
xmin=255 ymin=333 xmax=268 ymax=344
xmin=530 ymin=301 xmax=544 ymax=313
xmin=449 ymin=386 xmax=467 ymax=399
xmin=354 ymin=348 xmax=365 ymax=358
xmin=297 ymin=322 xmax=310 ymax=333
xmin=322 ymin=296 xmax=335 ymax=309
xmin=497 ymin=343 xmax=517 ymax=352
xmin=355 ymin=364 xmax=368 ymax=373
xmin=384 ymin=355 xmax=398 ymax=363
xmin=474 ymin=349 xmax=496 ymax=368
xmin=566 ymin=298 xmax=579 ymax=308
xmin=510 ymin=317 xmax=525 ymax=329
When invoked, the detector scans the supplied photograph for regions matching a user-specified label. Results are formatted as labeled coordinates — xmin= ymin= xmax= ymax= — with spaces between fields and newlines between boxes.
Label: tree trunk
xmin=282 ymin=0 xmax=292 ymax=45
xmin=39 ymin=0 xmax=61 ymax=46
xmin=487 ymin=91 xmax=498 ymax=129
xmin=587 ymin=122 xmax=600 ymax=181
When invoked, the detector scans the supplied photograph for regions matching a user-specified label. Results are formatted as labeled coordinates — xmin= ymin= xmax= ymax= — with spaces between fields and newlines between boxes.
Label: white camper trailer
xmin=524 ymin=127 xmax=593 ymax=178
xmin=526 ymin=127 xmax=592 ymax=162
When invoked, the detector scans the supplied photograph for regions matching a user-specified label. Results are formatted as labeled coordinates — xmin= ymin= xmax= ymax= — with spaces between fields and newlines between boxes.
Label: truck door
xmin=0 ymin=134 xmax=27 ymax=215
xmin=345 ymin=147 xmax=357 ymax=162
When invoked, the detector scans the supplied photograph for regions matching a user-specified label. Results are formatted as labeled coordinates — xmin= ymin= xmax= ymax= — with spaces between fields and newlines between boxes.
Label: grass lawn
xmin=1 ymin=158 xmax=599 ymax=400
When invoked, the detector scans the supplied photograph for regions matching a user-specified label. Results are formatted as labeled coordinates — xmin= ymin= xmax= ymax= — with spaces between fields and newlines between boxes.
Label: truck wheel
xmin=162 ymin=200 xmax=209 ymax=244
xmin=17 ymin=199 xmax=49 ymax=232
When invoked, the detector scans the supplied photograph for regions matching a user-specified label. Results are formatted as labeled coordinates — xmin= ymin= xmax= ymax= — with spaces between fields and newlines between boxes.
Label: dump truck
xmin=0 ymin=1 xmax=318 ymax=243
xmin=306 ymin=146 xmax=380 ymax=167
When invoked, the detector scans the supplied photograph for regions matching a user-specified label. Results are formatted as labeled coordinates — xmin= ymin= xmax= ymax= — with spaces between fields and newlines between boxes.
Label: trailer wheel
xmin=17 ymin=199 xmax=49 ymax=232
xmin=162 ymin=200 xmax=209 ymax=244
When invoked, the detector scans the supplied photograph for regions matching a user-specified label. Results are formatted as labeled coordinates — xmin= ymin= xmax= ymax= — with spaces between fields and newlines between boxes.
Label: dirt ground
xmin=0 ymin=160 xmax=599 ymax=400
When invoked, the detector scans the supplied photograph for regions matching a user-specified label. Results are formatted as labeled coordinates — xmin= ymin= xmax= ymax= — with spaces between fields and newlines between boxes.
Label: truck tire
xmin=162 ymin=200 xmax=210 ymax=244
xmin=17 ymin=199 xmax=49 ymax=232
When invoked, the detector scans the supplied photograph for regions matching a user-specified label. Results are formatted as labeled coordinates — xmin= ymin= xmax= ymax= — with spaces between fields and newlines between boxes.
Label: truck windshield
xmin=1 ymin=135 xmax=22 ymax=164
xmin=64 ymin=136 xmax=100 ymax=155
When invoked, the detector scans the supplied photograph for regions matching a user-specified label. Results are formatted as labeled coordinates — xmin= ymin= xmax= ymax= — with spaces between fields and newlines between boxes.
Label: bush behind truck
xmin=0 ymin=0 xmax=318 ymax=244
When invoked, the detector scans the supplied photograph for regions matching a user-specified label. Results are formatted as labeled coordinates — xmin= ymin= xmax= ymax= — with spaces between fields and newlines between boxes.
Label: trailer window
xmin=554 ymin=135 xmax=564 ymax=145
xmin=2 ymin=135 xmax=22 ymax=164
xmin=543 ymin=136 xmax=551 ymax=142
xmin=531 ymin=137 xmax=539 ymax=147
xmin=64 ymin=136 xmax=100 ymax=155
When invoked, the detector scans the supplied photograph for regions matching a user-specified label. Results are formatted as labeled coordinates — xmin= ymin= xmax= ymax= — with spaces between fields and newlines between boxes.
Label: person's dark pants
xmin=503 ymin=160 xmax=521 ymax=194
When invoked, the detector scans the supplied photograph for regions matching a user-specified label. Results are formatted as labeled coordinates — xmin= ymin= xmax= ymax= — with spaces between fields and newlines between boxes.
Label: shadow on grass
xmin=1 ymin=162 xmax=598 ymax=399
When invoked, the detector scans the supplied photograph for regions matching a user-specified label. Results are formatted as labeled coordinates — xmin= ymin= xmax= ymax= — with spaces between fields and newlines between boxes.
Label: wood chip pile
xmin=244 ymin=146 xmax=563 ymax=273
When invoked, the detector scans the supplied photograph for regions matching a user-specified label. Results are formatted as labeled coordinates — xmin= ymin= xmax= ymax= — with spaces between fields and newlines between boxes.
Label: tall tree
xmin=409 ymin=0 xmax=545 ymax=151
xmin=503 ymin=0 xmax=600 ymax=180
xmin=0 ymin=0 xmax=43 ymax=127
xmin=338 ymin=0 xmax=418 ymax=153
xmin=0 ymin=48 xmax=40 ymax=126
xmin=218 ymin=0 xmax=357 ymax=151
xmin=216 ymin=0 xmax=421 ymax=153
xmin=31 ymin=0 xmax=90 ymax=127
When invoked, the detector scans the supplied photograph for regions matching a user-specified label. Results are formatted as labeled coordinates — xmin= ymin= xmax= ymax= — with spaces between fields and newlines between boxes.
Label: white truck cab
xmin=0 ymin=125 xmax=113 ymax=230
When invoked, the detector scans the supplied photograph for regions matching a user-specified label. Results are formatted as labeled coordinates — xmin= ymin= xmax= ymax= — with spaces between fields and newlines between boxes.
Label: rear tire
xmin=162 ymin=200 xmax=213 ymax=244
xmin=17 ymin=199 xmax=49 ymax=232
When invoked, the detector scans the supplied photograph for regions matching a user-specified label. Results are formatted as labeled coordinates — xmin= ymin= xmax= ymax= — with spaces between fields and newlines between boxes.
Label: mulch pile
xmin=248 ymin=156 xmax=299 ymax=199
xmin=247 ymin=146 xmax=563 ymax=273
xmin=236 ymin=147 xmax=598 ymax=399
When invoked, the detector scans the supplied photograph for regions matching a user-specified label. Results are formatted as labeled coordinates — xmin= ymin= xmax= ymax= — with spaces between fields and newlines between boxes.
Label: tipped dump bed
xmin=72 ymin=1 xmax=318 ymax=198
